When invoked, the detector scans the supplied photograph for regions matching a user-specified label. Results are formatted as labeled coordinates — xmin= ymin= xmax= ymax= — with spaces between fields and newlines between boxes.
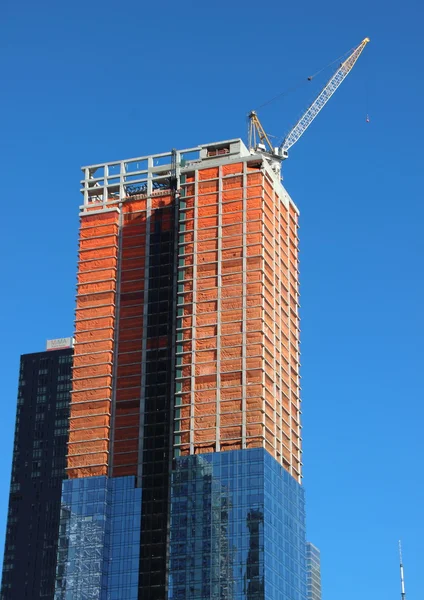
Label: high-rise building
xmin=54 ymin=138 xmax=306 ymax=600
xmin=306 ymin=543 xmax=322 ymax=600
xmin=0 ymin=339 xmax=73 ymax=600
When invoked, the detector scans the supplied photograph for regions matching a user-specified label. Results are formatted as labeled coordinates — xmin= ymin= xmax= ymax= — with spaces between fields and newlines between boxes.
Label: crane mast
xmin=248 ymin=37 xmax=370 ymax=162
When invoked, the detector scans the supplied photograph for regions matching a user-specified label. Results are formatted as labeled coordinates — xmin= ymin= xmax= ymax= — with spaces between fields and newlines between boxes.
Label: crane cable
xmin=306 ymin=45 xmax=356 ymax=81
xmin=254 ymin=81 xmax=310 ymax=111
xmin=254 ymin=44 xmax=357 ymax=112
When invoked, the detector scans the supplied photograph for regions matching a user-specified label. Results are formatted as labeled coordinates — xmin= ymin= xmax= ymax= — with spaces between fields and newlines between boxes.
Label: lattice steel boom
xmin=280 ymin=37 xmax=370 ymax=152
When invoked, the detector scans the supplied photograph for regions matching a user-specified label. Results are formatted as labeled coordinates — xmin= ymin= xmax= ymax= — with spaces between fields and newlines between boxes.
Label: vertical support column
xmin=285 ymin=202 xmax=294 ymax=478
xmin=165 ymin=151 xmax=181 ymax=599
xmin=260 ymin=174 xmax=266 ymax=453
xmin=109 ymin=204 xmax=123 ymax=477
xmin=290 ymin=206 xmax=302 ymax=481
xmin=119 ymin=161 xmax=126 ymax=204
xmin=137 ymin=157 xmax=153 ymax=482
xmin=169 ymin=151 xmax=181 ymax=456
xmin=216 ymin=166 xmax=223 ymax=452
xmin=189 ymin=170 xmax=198 ymax=455
xmin=103 ymin=165 xmax=109 ymax=207
xmin=276 ymin=195 xmax=283 ymax=462
xmin=271 ymin=179 xmax=278 ymax=461
xmin=83 ymin=168 xmax=89 ymax=207
xmin=241 ymin=162 xmax=247 ymax=449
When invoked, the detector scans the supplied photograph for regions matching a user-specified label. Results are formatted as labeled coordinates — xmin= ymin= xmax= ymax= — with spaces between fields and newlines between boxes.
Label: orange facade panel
xmin=78 ymin=257 xmax=118 ymax=272
xmin=67 ymin=466 xmax=106 ymax=478
xmin=71 ymin=388 xmax=111 ymax=403
xmin=68 ymin=209 xmax=120 ymax=479
xmin=67 ymin=439 xmax=109 ymax=455
xmin=76 ymin=291 xmax=115 ymax=309
xmin=73 ymin=352 xmax=113 ymax=368
xmin=77 ymin=269 xmax=117 ymax=284
xmin=68 ymin=427 xmax=109 ymax=443
xmin=175 ymin=159 xmax=301 ymax=481
xmin=75 ymin=306 xmax=115 ymax=321
xmin=69 ymin=400 xmax=110 ymax=415
xmin=79 ymin=246 xmax=118 ymax=261
xmin=67 ymin=452 xmax=108 ymax=469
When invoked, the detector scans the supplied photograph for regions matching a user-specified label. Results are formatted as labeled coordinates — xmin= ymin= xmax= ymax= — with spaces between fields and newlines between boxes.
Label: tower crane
xmin=248 ymin=37 xmax=370 ymax=163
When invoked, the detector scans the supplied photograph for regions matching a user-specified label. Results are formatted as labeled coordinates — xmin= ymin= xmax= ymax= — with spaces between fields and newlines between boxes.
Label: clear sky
xmin=0 ymin=0 xmax=422 ymax=597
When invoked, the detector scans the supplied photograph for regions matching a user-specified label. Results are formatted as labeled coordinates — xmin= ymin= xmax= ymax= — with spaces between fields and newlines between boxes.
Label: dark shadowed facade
xmin=0 ymin=341 xmax=73 ymax=600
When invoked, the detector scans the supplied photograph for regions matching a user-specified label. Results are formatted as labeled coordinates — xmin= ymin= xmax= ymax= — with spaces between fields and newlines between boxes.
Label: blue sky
xmin=0 ymin=0 xmax=422 ymax=597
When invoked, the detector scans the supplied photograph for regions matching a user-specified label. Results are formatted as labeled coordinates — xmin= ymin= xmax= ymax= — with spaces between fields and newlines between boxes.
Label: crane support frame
xmin=248 ymin=111 xmax=275 ymax=153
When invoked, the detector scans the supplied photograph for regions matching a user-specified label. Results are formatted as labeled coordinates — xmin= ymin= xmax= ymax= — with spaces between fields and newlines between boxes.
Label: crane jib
xmin=280 ymin=37 xmax=370 ymax=153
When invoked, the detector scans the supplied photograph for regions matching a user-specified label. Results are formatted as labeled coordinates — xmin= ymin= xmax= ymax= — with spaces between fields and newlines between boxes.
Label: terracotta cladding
xmin=69 ymin=210 xmax=119 ymax=478
xmin=69 ymin=152 xmax=301 ymax=482
xmin=112 ymin=198 xmax=147 ymax=478
xmin=175 ymin=161 xmax=302 ymax=481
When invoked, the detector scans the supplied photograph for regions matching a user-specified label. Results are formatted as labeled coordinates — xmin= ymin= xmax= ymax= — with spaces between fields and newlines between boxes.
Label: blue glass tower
xmin=55 ymin=451 xmax=307 ymax=600
xmin=169 ymin=449 xmax=306 ymax=600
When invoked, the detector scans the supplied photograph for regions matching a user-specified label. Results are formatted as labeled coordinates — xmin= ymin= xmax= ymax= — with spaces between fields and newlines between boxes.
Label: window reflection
xmin=169 ymin=448 xmax=307 ymax=600
xmin=54 ymin=476 xmax=141 ymax=600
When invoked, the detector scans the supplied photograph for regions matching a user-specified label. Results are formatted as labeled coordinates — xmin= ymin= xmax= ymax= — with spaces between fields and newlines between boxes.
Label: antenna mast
xmin=399 ymin=540 xmax=406 ymax=600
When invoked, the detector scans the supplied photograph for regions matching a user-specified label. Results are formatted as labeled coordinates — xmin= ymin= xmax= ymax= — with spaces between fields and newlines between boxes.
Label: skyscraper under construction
xmin=54 ymin=138 xmax=306 ymax=600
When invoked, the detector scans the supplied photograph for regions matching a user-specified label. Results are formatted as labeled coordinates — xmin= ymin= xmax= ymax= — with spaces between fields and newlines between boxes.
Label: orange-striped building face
xmin=68 ymin=139 xmax=302 ymax=484
xmin=175 ymin=154 xmax=301 ymax=482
